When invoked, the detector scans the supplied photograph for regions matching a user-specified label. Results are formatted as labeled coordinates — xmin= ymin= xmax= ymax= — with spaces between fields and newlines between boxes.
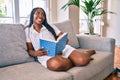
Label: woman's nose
xmin=38 ymin=14 xmax=43 ymax=18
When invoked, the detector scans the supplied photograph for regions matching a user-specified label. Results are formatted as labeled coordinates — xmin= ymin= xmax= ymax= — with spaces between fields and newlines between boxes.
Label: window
xmin=19 ymin=0 xmax=47 ymax=25
xmin=0 ymin=0 xmax=47 ymax=25
xmin=0 ymin=0 xmax=13 ymax=23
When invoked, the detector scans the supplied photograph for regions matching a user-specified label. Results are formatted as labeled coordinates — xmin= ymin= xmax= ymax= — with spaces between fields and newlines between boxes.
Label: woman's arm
xmin=57 ymin=32 xmax=69 ymax=44
xmin=57 ymin=32 xmax=63 ymax=37
xmin=26 ymin=42 xmax=48 ymax=57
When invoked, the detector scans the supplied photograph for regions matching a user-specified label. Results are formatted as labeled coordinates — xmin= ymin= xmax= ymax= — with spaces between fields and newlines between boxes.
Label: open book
xmin=40 ymin=33 xmax=68 ymax=56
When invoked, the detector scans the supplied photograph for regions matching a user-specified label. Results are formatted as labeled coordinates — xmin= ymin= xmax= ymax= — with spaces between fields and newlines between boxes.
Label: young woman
xmin=25 ymin=7 xmax=95 ymax=71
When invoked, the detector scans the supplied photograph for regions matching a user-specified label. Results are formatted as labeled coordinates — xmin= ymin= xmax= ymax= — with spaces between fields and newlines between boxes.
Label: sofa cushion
xmin=0 ymin=62 xmax=72 ymax=80
xmin=0 ymin=24 xmax=34 ymax=67
xmin=54 ymin=20 xmax=79 ymax=48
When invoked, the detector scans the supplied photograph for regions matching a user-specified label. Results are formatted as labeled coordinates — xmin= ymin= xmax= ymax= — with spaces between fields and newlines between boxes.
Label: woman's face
xmin=33 ymin=8 xmax=45 ymax=25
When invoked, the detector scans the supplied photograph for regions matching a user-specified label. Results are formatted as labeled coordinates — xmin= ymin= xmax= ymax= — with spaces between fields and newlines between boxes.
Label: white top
xmin=25 ymin=24 xmax=61 ymax=51
xmin=25 ymin=24 xmax=75 ymax=67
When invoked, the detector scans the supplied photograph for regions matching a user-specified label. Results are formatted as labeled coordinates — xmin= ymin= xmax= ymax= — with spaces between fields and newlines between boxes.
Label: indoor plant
xmin=61 ymin=0 xmax=79 ymax=11
xmin=61 ymin=0 xmax=114 ymax=35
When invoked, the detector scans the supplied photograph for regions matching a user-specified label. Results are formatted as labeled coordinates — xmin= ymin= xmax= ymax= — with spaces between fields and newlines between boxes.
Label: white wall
xmin=49 ymin=0 xmax=57 ymax=23
xmin=57 ymin=0 xmax=79 ymax=33
xmin=69 ymin=5 xmax=79 ymax=34
xmin=57 ymin=0 xmax=69 ymax=22
xmin=107 ymin=0 xmax=120 ymax=46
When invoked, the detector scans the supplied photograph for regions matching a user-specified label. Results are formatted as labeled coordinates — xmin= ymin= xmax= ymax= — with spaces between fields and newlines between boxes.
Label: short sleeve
xmin=25 ymin=28 xmax=31 ymax=42
xmin=51 ymin=24 xmax=61 ymax=35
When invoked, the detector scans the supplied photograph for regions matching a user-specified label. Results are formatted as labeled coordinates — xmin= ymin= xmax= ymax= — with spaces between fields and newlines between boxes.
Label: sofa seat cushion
xmin=54 ymin=20 xmax=79 ymax=48
xmin=67 ymin=51 xmax=114 ymax=80
xmin=0 ymin=62 xmax=72 ymax=80
xmin=0 ymin=24 xmax=34 ymax=67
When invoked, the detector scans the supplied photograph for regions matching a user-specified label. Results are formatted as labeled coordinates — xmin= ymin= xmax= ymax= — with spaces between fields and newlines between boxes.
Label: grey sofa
xmin=0 ymin=20 xmax=115 ymax=80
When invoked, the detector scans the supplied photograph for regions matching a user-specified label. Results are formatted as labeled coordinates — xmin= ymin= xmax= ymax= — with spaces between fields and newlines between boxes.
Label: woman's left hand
xmin=57 ymin=52 xmax=62 ymax=55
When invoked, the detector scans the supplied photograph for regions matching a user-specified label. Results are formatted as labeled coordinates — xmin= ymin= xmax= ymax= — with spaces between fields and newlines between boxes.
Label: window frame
xmin=0 ymin=0 xmax=48 ymax=24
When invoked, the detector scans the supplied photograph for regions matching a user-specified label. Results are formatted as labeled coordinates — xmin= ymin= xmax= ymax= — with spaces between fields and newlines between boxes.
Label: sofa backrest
xmin=0 ymin=24 xmax=34 ymax=67
xmin=54 ymin=20 xmax=80 ymax=48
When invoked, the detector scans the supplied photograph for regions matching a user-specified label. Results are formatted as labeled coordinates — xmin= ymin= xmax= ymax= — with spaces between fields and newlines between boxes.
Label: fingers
xmin=37 ymin=48 xmax=48 ymax=56
xmin=38 ymin=47 xmax=44 ymax=50
xmin=41 ymin=50 xmax=48 ymax=55
xmin=57 ymin=52 xmax=62 ymax=55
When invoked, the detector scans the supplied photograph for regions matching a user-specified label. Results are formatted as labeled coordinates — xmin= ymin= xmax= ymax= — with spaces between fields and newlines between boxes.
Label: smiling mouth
xmin=38 ymin=18 xmax=43 ymax=23
xmin=38 ymin=18 xmax=42 ymax=21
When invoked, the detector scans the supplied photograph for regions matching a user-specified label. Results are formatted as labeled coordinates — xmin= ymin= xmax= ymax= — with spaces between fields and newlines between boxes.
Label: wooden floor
xmin=105 ymin=72 xmax=120 ymax=80
xmin=104 ymin=47 xmax=120 ymax=80
xmin=114 ymin=47 xmax=120 ymax=68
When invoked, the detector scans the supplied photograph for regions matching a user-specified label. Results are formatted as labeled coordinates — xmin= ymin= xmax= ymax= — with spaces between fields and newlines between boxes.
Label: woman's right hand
xmin=35 ymin=48 xmax=48 ymax=56
xmin=26 ymin=42 xmax=48 ymax=57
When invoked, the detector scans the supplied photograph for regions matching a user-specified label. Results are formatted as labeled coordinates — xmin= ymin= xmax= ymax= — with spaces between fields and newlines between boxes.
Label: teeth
xmin=39 ymin=19 xmax=42 ymax=21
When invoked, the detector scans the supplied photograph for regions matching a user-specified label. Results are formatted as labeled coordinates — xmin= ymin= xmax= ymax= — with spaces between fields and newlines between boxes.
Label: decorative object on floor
xmin=116 ymin=68 xmax=120 ymax=78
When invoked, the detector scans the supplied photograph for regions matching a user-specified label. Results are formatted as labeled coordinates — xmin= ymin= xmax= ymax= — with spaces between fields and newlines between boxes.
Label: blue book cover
xmin=40 ymin=33 xmax=68 ymax=56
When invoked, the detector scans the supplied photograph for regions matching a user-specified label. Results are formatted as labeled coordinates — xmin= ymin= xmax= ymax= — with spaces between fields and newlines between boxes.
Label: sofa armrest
xmin=77 ymin=35 xmax=115 ymax=53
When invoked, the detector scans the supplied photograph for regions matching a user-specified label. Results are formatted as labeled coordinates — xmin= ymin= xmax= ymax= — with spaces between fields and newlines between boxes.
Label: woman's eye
xmin=35 ymin=12 xmax=39 ymax=15
xmin=35 ymin=12 xmax=44 ymax=16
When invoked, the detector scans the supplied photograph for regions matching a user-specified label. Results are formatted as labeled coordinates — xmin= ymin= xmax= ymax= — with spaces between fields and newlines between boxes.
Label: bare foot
xmin=79 ymin=49 xmax=96 ymax=56
xmin=86 ymin=49 xmax=96 ymax=55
